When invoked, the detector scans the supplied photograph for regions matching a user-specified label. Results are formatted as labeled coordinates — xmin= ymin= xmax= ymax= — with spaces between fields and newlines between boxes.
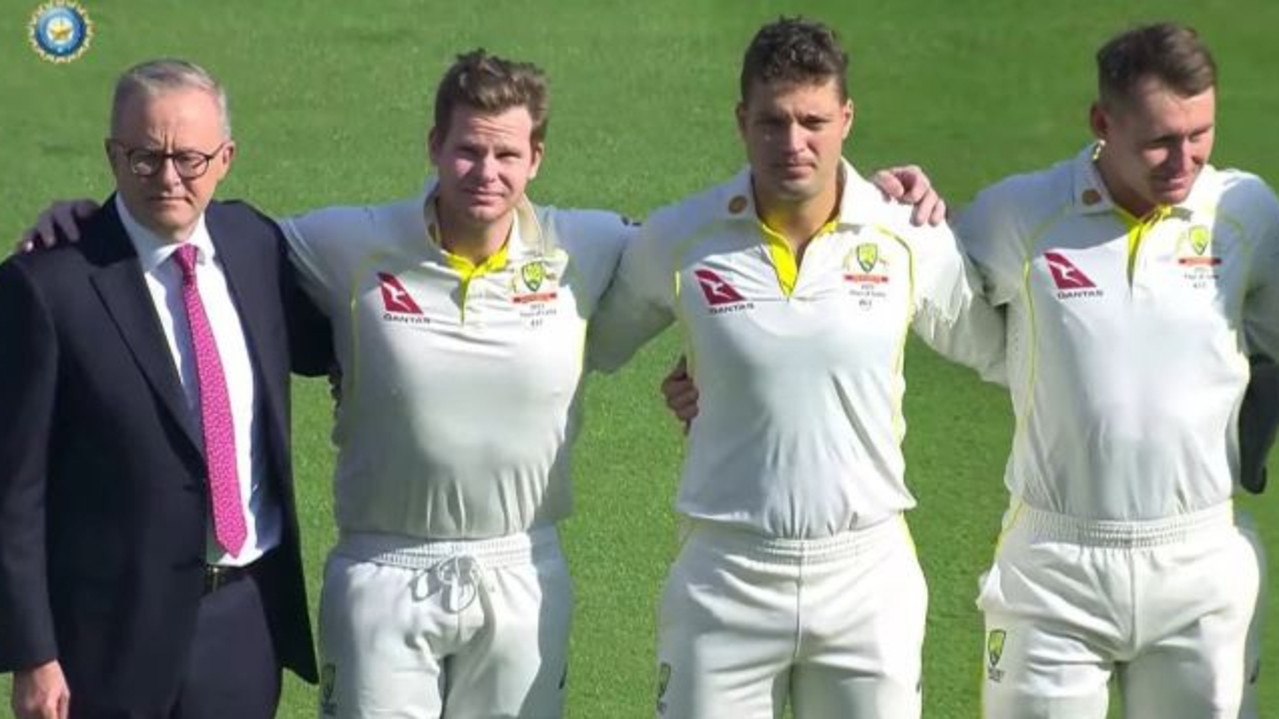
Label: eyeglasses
xmin=107 ymin=140 xmax=228 ymax=179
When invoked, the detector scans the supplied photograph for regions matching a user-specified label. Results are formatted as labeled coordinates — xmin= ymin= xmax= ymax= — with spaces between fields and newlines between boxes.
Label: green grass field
xmin=5 ymin=1 xmax=1279 ymax=716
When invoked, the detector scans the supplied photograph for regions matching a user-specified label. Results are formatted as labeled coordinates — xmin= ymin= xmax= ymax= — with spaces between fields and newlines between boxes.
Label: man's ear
xmin=427 ymin=126 xmax=441 ymax=166
xmin=529 ymin=139 xmax=544 ymax=179
xmin=1089 ymin=101 xmax=1110 ymax=142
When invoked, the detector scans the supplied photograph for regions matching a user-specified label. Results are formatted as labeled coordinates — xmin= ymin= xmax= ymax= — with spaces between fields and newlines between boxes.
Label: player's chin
xmin=463 ymin=202 xmax=514 ymax=224
xmin=1152 ymin=174 xmax=1197 ymax=203
xmin=1153 ymin=186 xmax=1193 ymax=206
xmin=768 ymin=178 xmax=821 ymax=203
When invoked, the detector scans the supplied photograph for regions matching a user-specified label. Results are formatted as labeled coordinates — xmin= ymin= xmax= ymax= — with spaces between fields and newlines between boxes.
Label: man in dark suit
xmin=0 ymin=59 xmax=330 ymax=718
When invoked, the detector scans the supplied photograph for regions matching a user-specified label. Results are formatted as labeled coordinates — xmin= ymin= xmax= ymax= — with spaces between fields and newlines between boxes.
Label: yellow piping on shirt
xmin=758 ymin=218 xmax=840 ymax=297
xmin=1113 ymin=205 xmax=1172 ymax=284
xmin=1016 ymin=203 xmax=1074 ymax=438
xmin=898 ymin=514 xmax=918 ymax=555
xmin=439 ymin=243 xmax=510 ymax=324
xmin=869 ymin=224 xmax=916 ymax=444
xmin=993 ymin=496 xmax=1026 ymax=555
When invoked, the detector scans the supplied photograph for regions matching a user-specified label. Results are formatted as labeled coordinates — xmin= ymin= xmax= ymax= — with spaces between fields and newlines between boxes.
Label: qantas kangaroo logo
xmin=377 ymin=272 xmax=424 ymax=315
xmin=1043 ymin=252 xmax=1095 ymax=289
xmin=1042 ymin=252 xmax=1103 ymax=298
xmin=693 ymin=268 xmax=746 ymax=306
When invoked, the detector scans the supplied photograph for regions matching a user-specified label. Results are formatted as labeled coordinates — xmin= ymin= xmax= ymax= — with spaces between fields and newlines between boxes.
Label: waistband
xmin=333 ymin=526 xmax=559 ymax=570
xmin=1011 ymin=500 xmax=1235 ymax=549
xmin=682 ymin=515 xmax=910 ymax=565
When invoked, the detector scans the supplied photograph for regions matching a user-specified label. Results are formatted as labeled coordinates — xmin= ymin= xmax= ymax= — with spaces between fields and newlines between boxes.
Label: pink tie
xmin=174 ymin=245 xmax=247 ymax=557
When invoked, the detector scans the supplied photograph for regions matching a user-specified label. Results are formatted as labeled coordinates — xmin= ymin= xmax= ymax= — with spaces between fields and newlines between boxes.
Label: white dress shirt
xmin=116 ymin=195 xmax=279 ymax=566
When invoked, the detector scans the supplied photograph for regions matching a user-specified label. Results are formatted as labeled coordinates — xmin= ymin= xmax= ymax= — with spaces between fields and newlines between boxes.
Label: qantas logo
xmin=693 ymin=269 xmax=746 ymax=306
xmin=377 ymin=272 xmax=425 ymax=315
xmin=1043 ymin=252 xmax=1095 ymax=289
xmin=1042 ymin=252 xmax=1103 ymax=299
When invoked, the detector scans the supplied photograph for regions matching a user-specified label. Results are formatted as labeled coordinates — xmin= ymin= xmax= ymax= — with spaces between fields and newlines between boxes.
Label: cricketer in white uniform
xmin=282 ymin=51 xmax=633 ymax=719
xmin=589 ymin=18 xmax=1005 ymax=719
xmin=284 ymin=187 xmax=629 ymax=718
xmin=960 ymin=22 xmax=1279 ymax=719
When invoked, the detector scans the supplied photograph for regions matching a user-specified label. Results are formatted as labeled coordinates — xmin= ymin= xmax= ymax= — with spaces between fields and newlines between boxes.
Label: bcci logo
xmin=29 ymin=1 xmax=93 ymax=63
xmin=986 ymin=629 xmax=1007 ymax=682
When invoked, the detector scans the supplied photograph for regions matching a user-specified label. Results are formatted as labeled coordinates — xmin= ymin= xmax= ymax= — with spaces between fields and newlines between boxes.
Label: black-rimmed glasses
xmin=107 ymin=140 xmax=228 ymax=179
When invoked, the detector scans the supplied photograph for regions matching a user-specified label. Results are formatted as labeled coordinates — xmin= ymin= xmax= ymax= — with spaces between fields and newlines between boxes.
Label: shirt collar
xmin=1069 ymin=142 xmax=1214 ymax=219
xmin=418 ymin=175 xmax=546 ymax=260
xmin=115 ymin=194 xmax=216 ymax=273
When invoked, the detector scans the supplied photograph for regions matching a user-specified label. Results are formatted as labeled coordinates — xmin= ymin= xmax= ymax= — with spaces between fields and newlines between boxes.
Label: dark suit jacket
xmin=0 ymin=198 xmax=331 ymax=711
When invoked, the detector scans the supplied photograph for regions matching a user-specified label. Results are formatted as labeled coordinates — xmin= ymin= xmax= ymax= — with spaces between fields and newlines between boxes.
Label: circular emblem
xmin=727 ymin=195 xmax=748 ymax=214
xmin=1080 ymin=188 xmax=1102 ymax=206
xmin=29 ymin=1 xmax=93 ymax=64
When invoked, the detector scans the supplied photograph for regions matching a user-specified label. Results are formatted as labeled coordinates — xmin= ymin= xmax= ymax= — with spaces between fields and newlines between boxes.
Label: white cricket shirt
xmin=281 ymin=178 xmax=632 ymax=539
xmin=958 ymin=145 xmax=1279 ymax=521
xmin=590 ymin=161 xmax=1005 ymax=538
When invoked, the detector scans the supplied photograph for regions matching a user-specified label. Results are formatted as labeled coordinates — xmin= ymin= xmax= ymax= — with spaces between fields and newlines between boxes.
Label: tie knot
xmin=173 ymin=244 xmax=199 ymax=283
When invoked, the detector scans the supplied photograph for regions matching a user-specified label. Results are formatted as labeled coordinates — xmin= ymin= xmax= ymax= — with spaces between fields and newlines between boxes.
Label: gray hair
xmin=110 ymin=58 xmax=232 ymax=139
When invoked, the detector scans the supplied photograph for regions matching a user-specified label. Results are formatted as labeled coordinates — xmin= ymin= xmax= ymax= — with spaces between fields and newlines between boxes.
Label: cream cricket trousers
xmin=1239 ymin=510 xmax=1266 ymax=719
xmin=979 ymin=501 xmax=1259 ymax=719
xmin=317 ymin=527 xmax=571 ymax=719
xmin=655 ymin=515 xmax=926 ymax=719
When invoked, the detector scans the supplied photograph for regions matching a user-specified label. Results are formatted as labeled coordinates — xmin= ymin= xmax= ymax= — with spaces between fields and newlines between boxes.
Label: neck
xmin=1094 ymin=156 xmax=1157 ymax=218
xmin=435 ymin=202 xmax=515 ymax=265
xmin=754 ymin=187 xmax=839 ymax=252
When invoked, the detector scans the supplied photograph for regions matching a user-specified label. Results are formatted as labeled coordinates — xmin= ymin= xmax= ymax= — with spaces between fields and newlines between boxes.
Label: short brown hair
xmin=740 ymin=17 xmax=849 ymax=103
xmin=1096 ymin=22 xmax=1216 ymax=107
xmin=433 ymin=49 xmax=550 ymax=143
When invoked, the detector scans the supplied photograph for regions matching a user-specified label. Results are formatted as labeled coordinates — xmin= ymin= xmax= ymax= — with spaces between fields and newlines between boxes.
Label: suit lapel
xmin=205 ymin=204 xmax=284 ymax=425
xmin=88 ymin=203 xmax=201 ymax=449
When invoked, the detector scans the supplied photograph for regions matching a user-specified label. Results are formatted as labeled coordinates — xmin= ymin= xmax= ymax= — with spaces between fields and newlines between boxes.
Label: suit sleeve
xmin=0 ymin=259 xmax=59 ymax=671
xmin=907 ymin=221 xmax=1007 ymax=385
xmin=264 ymin=215 xmax=333 ymax=377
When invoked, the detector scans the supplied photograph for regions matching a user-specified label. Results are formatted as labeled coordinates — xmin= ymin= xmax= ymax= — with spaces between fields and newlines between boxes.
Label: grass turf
xmin=3 ymin=1 xmax=1279 ymax=716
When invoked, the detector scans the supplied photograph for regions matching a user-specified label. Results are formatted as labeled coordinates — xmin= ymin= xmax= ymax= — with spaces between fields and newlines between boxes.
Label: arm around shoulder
xmin=268 ymin=216 xmax=334 ymax=377
xmin=907 ymin=220 xmax=1007 ymax=384
xmin=585 ymin=215 xmax=678 ymax=373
